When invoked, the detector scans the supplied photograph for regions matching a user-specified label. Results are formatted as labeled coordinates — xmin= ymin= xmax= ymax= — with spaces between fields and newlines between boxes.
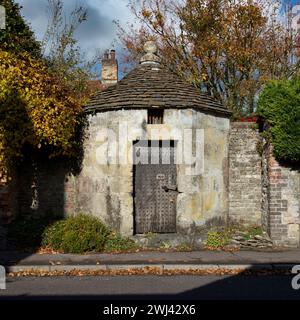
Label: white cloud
xmin=16 ymin=0 xmax=135 ymax=54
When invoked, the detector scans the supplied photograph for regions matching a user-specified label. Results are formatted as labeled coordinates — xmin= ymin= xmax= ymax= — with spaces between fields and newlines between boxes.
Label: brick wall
xmin=229 ymin=123 xmax=300 ymax=246
xmin=229 ymin=122 xmax=263 ymax=226
xmin=266 ymin=146 xmax=300 ymax=247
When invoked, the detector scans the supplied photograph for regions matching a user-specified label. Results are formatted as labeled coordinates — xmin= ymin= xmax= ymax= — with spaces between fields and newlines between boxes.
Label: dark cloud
xmin=16 ymin=0 xmax=133 ymax=52
xmin=75 ymin=3 xmax=116 ymax=50
xmin=15 ymin=0 xmax=135 ymax=78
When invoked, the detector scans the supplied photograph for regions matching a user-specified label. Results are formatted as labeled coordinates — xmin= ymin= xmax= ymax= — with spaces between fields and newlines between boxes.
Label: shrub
xmin=257 ymin=79 xmax=300 ymax=163
xmin=42 ymin=214 xmax=110 ymax=254
xmin=41 ymin=219 xmax=67 ymax=251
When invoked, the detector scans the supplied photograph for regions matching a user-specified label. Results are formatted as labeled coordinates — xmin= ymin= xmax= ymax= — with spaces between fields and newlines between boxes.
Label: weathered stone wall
xmin=17 ymin=156 xmax=75 ymax=218
xmin=6 ymin=116 xmax=300 ymax=247
xmin=0 ymin=177 xmax=18 ymax=250
xmin=229 ymin=122 xmax=262 ymax=226
xmin=75 ymin=109 xmax=230 ymax=236
xmin=0 ymin=172 xmax=18 ymax=221
xmin=0 ymin=182 xmax=10 ymax=221
xmin=266 ymin=147 xmax=300 ymax=247
xmin=0 ymin=171 xmax=20 ymax=249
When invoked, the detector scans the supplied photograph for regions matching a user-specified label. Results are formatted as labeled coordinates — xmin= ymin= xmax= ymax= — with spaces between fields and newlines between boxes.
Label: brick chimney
xmin=101 ymin=49 xmax=118 ymax=86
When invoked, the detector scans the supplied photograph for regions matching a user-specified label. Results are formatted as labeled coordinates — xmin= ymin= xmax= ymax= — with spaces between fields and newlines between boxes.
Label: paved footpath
xmin=1 ymin=249 xmax=300 ymax=272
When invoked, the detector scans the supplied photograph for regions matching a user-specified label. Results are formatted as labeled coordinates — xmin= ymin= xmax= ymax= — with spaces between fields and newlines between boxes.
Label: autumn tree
xmin=0 ymin=0 xmax=41 ymax=57
xmin=43 ymin=0 xmax=97 ymax=99
xmin=118 ymin=0 xmax=297 ymax=116
xmin=0 ymin=49 xmax=83 ymax=178
xmin=0 ymin=0 xmax=93 ymax=178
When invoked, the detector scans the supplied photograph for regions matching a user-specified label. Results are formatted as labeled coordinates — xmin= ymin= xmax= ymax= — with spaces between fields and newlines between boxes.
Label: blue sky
xmin=16 ymin=0 xmax=136 ymax=75
xmin=15 ymin=0 xmax=297 ymax=78
xmin=286 ymin=0 xmax=300 ymax=4
xmin=15 ymin=0 xmax=300 ymax=52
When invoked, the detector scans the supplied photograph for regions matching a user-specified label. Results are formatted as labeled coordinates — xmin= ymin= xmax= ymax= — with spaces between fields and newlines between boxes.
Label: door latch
xmin=161 ymin=185 xmax=181 ymax=193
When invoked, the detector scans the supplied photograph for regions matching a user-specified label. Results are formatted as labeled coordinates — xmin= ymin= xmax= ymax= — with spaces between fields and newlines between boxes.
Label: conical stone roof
xmin=85 ymin=42 xmax=231 ymax=117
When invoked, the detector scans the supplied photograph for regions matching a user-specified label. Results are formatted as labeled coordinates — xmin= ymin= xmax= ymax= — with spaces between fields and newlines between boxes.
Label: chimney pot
xmin=101 ymin=49 xmax=118 ymax=86
xmin=103 ymin=50 xmax=109 ymax=60
xmin=110 ymin=49 xmax=116 ymax=60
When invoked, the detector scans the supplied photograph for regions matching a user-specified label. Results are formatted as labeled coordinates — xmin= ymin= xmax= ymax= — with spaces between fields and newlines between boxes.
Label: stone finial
xmin=140 ymin=40 xmax=160 ymax=65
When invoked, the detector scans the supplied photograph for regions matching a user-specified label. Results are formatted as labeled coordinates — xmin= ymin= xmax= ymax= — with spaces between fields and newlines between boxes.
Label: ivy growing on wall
xmin=257 ymin=79 xmax=300 ymax=163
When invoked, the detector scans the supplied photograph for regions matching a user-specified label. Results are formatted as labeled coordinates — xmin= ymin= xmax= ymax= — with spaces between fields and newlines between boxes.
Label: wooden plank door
xmin=134 ymin=141 xmax=177 ymax=234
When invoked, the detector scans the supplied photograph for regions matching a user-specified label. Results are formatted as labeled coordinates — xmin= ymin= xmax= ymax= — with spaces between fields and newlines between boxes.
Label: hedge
xmin=257 ymin=79 xmax=300 ymax=162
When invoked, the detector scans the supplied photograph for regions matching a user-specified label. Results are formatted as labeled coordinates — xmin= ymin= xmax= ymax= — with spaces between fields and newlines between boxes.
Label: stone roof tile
xmin=85 ymin=63 xmax=232 ymax=117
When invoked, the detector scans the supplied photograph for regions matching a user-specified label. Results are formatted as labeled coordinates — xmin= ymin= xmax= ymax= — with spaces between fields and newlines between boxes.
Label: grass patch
xmin=204 ymin=225 xmax=265 ymax=250
xmin=205 ymin=231 xmax=230 ymax=249
xmin=104 ymin=233 xmax=138 ymax=252
xmin=242 ymin=226 xmax=263 ymax=240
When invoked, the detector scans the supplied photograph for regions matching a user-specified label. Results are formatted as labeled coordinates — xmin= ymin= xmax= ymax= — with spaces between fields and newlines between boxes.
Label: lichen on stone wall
xmin=105 ymin=186 xmax=121 ymax=233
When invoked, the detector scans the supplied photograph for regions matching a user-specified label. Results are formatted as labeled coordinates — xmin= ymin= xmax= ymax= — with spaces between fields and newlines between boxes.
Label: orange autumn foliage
xmin=0 ymin=49 xmax=85 ymax=178
xmin=118 ymin=0 xmax=297 ymax=116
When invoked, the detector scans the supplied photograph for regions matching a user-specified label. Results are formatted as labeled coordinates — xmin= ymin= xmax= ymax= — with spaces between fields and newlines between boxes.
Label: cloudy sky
xmin=16 ymin=0 xmax=137 ymax=75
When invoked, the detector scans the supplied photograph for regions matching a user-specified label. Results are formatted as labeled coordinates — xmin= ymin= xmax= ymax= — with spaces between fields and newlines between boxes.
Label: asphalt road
xmin=0 ymin=275 xmax=299 ymax=300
